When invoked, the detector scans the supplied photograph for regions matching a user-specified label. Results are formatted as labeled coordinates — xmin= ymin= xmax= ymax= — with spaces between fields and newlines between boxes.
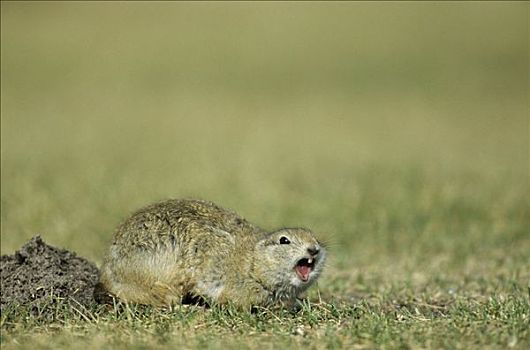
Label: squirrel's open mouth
xmin=295 ymin=258 xmax=315 ymax=282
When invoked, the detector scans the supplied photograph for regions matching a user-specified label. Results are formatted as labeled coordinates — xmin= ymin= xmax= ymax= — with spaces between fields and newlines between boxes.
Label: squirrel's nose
xmin=307 ymin=246 xmax=320 ymax=256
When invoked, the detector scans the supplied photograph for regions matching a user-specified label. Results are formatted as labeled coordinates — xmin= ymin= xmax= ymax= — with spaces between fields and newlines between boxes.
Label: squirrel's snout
xmin=307 ymin=246 xmax=320 ymax=257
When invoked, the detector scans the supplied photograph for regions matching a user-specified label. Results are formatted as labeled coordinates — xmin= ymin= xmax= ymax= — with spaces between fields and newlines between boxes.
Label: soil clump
xmin=0 ymin=236 xmax=100 ymax=317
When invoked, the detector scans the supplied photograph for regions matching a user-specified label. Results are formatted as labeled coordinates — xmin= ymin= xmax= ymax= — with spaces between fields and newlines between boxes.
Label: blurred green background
xmin=1 ymin=1 xmax=528 ymax=282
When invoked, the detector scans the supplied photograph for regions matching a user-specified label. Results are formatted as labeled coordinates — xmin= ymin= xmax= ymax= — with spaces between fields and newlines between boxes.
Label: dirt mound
xmin=0 ymin=236 xmax=100 ymax=316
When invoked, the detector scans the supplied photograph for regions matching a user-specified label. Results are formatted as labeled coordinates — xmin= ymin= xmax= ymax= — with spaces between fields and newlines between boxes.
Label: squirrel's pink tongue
xmin=296 ymin=265 xmax=311 ymax=281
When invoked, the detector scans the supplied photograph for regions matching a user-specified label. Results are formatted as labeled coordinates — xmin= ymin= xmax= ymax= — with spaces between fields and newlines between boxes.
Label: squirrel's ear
xmin=256 ymin=232 xmax=275 ymax=246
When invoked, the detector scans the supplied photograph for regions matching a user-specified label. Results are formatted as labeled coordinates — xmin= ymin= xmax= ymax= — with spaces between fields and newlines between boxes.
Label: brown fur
xmin=97 ymin=199 xmax=326 ymax=309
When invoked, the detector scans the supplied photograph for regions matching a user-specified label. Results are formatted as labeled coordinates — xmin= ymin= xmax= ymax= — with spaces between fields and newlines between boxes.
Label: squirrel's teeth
xmin=307 ymin=258 xmax=313 ymax=264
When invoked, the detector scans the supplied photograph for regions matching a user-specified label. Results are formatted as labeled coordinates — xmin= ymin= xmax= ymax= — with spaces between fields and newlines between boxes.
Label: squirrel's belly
xmin=195 ymin=279 xmax=225 ymax=301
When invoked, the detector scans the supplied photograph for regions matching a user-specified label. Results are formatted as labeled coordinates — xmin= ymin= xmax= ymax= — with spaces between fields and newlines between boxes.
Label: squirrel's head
xmin=253 ymin=228 xmax=326 ymax=295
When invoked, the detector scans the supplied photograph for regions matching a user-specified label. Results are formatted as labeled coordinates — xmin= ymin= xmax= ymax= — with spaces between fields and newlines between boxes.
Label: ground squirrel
xmin=97 ymin=199 xmax=326 ymax=309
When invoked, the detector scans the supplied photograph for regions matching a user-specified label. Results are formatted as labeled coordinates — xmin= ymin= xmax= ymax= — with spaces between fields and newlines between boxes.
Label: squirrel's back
xmin=112 ymin=199 xmax=264 ymax=251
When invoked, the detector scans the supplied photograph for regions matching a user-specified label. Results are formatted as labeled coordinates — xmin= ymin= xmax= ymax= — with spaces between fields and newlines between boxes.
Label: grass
xmin=1 ymin=284 xmax=528 ymax=349
xmin=1 ymin=2 xmax=529 ymax=349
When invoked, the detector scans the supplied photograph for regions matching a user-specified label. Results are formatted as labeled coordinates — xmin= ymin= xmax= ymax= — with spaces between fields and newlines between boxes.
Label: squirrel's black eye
xmin=279 ymin=236 xmax=290 ymax=244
